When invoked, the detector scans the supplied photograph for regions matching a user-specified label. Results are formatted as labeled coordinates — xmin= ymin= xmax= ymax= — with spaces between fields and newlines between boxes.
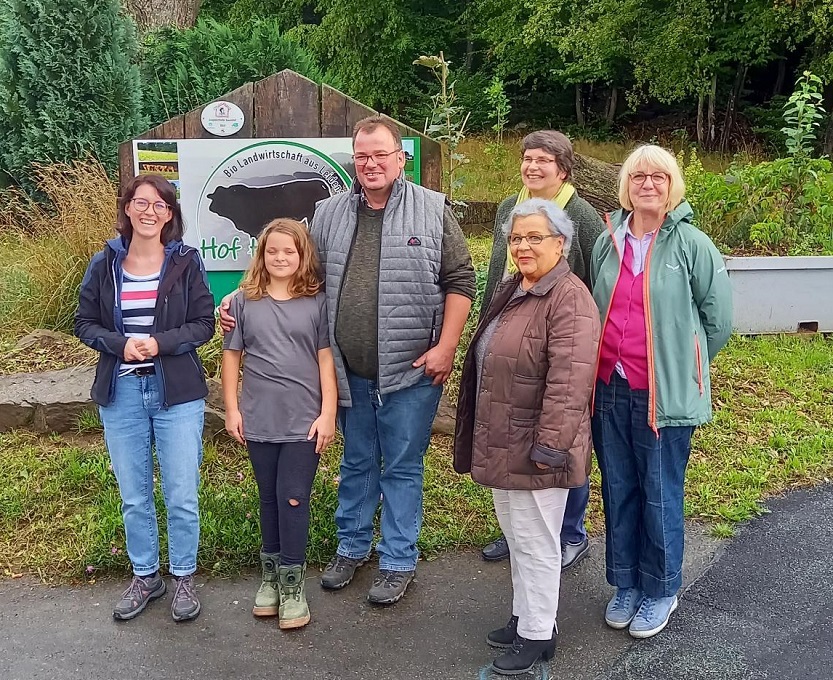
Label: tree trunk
xmin=825 ymin=94 xmax=833 ymax=157
xmin=696 ymin=91 xmax=705 ymax=146
xmin=605 ymin=86 xmax=618 ymax=124
xmin=773 ymin=59 xmax=786 ymax=99
xmin=707 ymin=74 xmax=718 ymax=149
xmin=575 ymin=84 xmax=585 ymax=127
xmin=720 ymin=64 xmax=747 ymax=154
xmin=124 ymin=0 xmax=202 ymax=31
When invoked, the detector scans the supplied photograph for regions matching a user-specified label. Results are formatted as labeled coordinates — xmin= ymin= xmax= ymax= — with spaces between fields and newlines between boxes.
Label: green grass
xmin=2 ymin=334 xmax=830 ymax=580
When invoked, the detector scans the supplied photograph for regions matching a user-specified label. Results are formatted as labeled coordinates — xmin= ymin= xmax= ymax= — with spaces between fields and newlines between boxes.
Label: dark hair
xmin=352 ymin=115 xmax=403 ymax=149
xmin=521 ymin=130 xmax=575 ymax=180
xmin=117 ymin=174 xmax=184 ymax=244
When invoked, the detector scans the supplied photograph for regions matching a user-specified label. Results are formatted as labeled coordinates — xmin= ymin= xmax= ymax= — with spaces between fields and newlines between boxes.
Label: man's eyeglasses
xmin=508 ymin=234 xmax=559 ymax=247
xmin=353 ymin=149 xmax=402 ymax=166
xmin=629 ymin=172 xmax=668 ymax=185
xmin=131 ymin=198 xmax=170 ymax=215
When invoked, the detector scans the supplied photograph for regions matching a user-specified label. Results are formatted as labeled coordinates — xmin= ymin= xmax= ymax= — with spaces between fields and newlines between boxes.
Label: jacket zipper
xmin=642 ymin=232 xmax=659 ymax=436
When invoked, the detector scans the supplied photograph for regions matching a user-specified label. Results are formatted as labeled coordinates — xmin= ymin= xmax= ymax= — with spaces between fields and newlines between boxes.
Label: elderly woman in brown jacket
xmin=454 ymin=198 xmax=600 ymax=676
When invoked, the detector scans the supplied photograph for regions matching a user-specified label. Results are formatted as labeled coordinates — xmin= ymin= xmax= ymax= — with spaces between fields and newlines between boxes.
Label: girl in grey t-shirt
xmin=222 ymin=218 xmax=337 ymax=631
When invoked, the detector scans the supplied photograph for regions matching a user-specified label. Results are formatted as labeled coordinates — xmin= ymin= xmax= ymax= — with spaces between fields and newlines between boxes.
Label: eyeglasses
xmin=131 ymin=198 xmax=170 ymax=215
xmin=353 ymin=149 xmax=402 ymax=166
xmin=508 ymin=234 xmax=560 ymax=247
xmin=629 ymin=172 xmax=668 ymax=185
xmin=521 ymin=156 xmax=557 ymax=166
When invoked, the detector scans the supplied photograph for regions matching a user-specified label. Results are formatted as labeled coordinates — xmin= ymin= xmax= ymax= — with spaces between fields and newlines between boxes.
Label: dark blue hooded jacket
xmin=74 ymin=237 xmax=216 ymax=407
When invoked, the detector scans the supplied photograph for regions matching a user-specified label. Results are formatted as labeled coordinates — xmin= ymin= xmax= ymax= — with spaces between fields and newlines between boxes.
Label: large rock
xmin=0 ymin=367 xmax=97 ymax=433
xmin=0 ymin=368 xmax=459 ymax=440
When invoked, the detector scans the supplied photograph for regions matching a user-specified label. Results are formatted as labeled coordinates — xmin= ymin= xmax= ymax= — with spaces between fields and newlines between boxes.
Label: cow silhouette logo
xmin=206 ymin=176 xmax=331 ymax=238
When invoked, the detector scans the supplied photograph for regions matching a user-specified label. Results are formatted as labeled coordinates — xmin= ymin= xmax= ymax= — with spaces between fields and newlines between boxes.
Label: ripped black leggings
xmin=246 ymin=440 xmax=320 ymax=565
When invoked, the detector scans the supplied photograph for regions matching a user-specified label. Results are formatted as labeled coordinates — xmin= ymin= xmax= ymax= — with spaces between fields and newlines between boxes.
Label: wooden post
xmin=253 ymin=70 xmax=320 ymax=137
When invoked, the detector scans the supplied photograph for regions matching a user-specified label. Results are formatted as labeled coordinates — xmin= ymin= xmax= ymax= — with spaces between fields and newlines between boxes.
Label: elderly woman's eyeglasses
xmin=508 ymin=234 xmax=559 ymax=247
xmin=629 ymin=172 xmax=668 ymax=185
xmin=131 ymin=198 xmax=170 ymax=215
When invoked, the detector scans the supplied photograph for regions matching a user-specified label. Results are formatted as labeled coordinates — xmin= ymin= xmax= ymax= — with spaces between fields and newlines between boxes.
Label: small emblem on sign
xmin=201 ymin=101 xmax=245 ymax=137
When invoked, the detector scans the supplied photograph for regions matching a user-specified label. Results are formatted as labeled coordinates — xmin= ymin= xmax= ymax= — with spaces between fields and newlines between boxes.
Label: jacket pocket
xmin=693 ymin=332 xmax=704 ymax=395
xmin=507 ymin=417 xmax=549 ymax=475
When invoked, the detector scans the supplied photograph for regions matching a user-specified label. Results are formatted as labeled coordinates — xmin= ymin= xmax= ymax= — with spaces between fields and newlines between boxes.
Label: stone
xmin=432 ymin=392 xmax=456 ymax=435
xmin=15 ymin=329 xmax=76 ymax=350
xmin=0 ymin=367 xmax=97 ymax=433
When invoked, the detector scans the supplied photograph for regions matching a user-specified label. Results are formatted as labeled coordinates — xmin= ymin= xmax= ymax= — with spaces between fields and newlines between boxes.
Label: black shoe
xmin=491 ymin=634 xmax=557 ymax=676
xmin=482 ymin=536 xmax=510 ymax=562
xmin=320 ymin=554 xmax=369 ymax=590
xmin=486 ymin=615 xmax=518 ymax=648
xmin=561 ymin=538 xmax=590 ymax=571
xmin=367 ymin=569 xmax=415 ymax=605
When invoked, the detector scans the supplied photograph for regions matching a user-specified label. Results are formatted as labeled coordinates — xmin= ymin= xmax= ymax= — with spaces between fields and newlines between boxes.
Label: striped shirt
xmin=119 ymin=270 xmax=159 ymax=374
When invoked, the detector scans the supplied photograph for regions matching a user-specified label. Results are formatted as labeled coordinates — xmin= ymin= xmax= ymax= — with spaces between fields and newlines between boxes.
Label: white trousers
xmin=493 ymin=487 xmax=569 ymax=640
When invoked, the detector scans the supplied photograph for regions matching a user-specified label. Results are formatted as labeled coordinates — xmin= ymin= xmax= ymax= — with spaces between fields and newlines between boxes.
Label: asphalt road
xmin=1 ymin=487 xmax=829 ymax=680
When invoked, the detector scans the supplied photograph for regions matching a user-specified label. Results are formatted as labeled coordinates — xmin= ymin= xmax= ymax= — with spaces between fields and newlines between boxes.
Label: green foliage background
xmin=0 ymin=0 xmax=145 ymax=188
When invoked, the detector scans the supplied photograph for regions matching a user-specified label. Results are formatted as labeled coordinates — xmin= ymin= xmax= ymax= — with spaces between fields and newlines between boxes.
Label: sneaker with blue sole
xmin=604 ymin=587 xmax=644 ymax=629
xmin=628 ymin=595 xmax=678 ymax=639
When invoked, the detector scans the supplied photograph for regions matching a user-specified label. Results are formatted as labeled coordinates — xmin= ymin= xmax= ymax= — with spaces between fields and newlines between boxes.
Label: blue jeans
xmin=591 ymin=372 xmax=694 ymax=598
xmin=99 ymin=374 xmax=204 ymax=577
xmin=561 ymin=479 xmax=590 ymax=544
xmin=335 ymin=371 xmax=442 ymax=572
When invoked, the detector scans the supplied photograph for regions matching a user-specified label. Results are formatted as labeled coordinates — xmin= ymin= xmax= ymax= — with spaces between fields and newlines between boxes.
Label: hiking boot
xmin=482 ymin=536 xmax=510 ymax=562
xmin=112 ymin=573 xmax=166 ymax=621
xmin=486 ymin=615 xmax=519 ymax=649
xmin=628 ymin=594 xmax=678 ymax=639
xmin=278 ymin=563 xmax=310 ymax=629
xmin=320 ymin=554 xmax=369 ymax=590
xmin=253 ymin=552 xmax=280 ymax=617
xmin=171 ymin=574 xmax=201 ymax=622
xmin=561 ymin=538 xmax=590 ymax=571
xmin=491 ymin=634 xmax=556 ymax=676
xmin=604 ymin=587 xmax=644 ymax=629
xmin=367 ymin=569 xmax=414 ymax=605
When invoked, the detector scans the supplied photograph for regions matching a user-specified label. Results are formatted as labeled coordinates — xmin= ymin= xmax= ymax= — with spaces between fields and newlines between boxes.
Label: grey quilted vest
xmin=310 ymin=176 xmax=446 ymax=407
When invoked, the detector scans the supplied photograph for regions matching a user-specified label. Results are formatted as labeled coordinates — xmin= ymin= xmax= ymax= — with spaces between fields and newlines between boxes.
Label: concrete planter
xmin=724 ymin=256 xmax=833 ymax=334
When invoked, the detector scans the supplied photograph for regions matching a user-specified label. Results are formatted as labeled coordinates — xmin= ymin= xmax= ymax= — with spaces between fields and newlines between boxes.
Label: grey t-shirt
xmin=223 ymin=291 xmax=330 ymax=443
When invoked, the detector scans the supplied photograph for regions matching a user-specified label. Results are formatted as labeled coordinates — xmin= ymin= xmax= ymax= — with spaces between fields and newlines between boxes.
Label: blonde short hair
xmin=617 ymin=145 xmax=685 ymax=213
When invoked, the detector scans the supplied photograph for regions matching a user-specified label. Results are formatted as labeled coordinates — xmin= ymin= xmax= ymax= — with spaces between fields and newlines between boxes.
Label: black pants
xmin=247 ymin=440 xmax=320 ymax=565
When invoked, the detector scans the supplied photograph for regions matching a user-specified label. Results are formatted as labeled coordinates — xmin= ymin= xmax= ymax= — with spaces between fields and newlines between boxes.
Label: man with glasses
xmin=311 ymin=116 xmax=475 ymax=604
xmin=479 ymin=130 xmax=605 ymax=572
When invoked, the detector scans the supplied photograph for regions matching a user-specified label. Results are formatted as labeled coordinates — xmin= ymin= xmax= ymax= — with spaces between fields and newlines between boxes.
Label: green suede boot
xmin=252 ymin=552 xmax=280 ymax=617
xmin=278 ymin=563 xmax=310 ymax=629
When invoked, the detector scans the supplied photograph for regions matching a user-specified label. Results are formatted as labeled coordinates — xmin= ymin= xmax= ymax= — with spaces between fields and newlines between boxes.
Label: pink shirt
xmin=598 ymin=235 xmax=651 ymax=389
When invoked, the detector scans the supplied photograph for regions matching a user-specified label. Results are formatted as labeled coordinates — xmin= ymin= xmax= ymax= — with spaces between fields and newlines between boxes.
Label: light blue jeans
xmin=99 ymin=374 xmax=204 ymax=577
xmin=335 ymin=371 xmax=442 ymax=572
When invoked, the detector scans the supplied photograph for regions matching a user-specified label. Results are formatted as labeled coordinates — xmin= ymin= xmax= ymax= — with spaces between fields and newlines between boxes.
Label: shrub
xmin=0 ymin=0 xmax=145 ymax=190
xmin=140 ymin=18 xmax=328 ymax=127
xmin=682 ymin=149 xmax=833 ymax=255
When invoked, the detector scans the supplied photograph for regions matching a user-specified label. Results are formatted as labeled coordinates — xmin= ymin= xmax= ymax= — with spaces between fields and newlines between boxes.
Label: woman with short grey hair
xmin=480 ymin=131 xmax=604 ymax=573
xmin=454 ymin=198 xmax=600 ymax=675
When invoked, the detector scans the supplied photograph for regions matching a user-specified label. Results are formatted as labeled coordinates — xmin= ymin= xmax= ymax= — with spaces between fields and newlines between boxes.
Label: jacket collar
xmin=523 ymin=257 xmax=572 ymax=296
xmin=350 ymin=171 xmax=407 ymax=207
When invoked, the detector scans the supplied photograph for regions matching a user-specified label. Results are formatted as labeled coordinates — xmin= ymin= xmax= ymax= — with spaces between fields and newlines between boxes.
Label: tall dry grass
xmin=0 ymin=160 xmax=117 ymax=334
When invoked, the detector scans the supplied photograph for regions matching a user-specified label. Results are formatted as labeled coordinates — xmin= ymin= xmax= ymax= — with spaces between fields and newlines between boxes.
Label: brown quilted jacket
xmin=453 ymin=258 xmax=600 ymax=490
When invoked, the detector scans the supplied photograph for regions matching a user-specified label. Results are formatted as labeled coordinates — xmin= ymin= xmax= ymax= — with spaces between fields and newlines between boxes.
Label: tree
xmin=0 ymin=0 xmax=145 ymax=189
xmin=124 ymin=0 xmax=202 ymax=31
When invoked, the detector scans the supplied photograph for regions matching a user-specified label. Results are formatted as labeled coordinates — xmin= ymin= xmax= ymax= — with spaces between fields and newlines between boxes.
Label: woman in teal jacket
xmin=590 ymin=145 xmax=732 ymax=640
